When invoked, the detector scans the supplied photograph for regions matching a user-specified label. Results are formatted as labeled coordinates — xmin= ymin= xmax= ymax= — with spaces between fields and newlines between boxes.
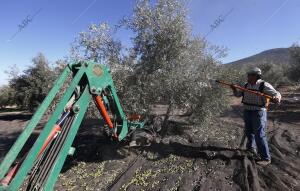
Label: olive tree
xmin=71 ymin=22 xmax=121 ymax=66
xmin=70 ymin=22 xmax=135 ymax=93
xmin=70 ymin=22 xmax=134 ymax=118
xmin=69 ymin=0 xmax=230 ymax=129
xmin=9 ymin=53 xmax=55 ymax=111
xmin=259 ymin=62 xmax=290 ymax=86
xmin=0 ymin=85 xmax=15 ymax=108
xmin=288 ymin=44 xmax=300 ymax=82
xmin=122 ymin=0 xmax=229 ymax=131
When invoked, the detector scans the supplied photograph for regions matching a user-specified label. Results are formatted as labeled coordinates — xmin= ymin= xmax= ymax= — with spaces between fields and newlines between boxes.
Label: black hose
xmin=26 ymin=114 xmax=75 ymax=191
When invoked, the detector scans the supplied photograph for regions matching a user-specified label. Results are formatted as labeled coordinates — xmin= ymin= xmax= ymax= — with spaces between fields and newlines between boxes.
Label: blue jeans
xmin=243 ymin=110 xmax=270 ymax=160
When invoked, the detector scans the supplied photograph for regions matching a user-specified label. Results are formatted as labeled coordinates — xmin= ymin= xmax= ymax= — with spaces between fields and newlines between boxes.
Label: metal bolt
xmin=73 ymin=105 xmax=80 ymax=113
xmin=91 ymin=86 xmax=97 ymax=94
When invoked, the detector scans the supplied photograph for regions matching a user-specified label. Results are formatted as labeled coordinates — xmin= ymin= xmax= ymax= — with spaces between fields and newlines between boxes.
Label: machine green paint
xmin=0 ymin=61 xmax=145 ymax=191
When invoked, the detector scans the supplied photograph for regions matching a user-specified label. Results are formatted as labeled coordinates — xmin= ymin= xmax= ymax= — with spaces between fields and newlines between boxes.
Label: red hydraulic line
xmin=94 ymin=95 xmax=114 ymax=129
xmin=37 ymin=124 xmax=61 ymax=158
xmin=0 ymin=125 xmax=62 ymax=186
xmin=0 ymin=110 xmax=71 ymax=186
xmin=0 ymin=165 xmax=18 ymax=186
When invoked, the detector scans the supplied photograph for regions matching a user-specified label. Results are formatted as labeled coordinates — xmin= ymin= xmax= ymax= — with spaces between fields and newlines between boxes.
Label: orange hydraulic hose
xmin=94 ymin=95 xmax=114 ymax=129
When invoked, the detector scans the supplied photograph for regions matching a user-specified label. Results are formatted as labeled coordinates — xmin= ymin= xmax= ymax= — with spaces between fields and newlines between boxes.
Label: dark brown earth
xmin=0 ymin=85 xmax=299 ymax=191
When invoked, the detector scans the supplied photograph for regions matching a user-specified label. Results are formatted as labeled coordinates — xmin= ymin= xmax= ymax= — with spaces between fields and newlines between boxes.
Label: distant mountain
xmin=226 ymin=48 xmax=292 ymax=67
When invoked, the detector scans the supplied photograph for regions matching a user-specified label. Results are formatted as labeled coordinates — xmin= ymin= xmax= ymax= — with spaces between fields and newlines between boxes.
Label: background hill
xmin=226 ymin=48 xmax=293 ymax=67
xmin=224 ymin=48 xmax=297 ymax=86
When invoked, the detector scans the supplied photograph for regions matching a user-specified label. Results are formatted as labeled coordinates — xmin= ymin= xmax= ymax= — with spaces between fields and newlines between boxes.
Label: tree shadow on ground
xmin=0 ymin=113 xmax=32 ymax=121
xmin=0 ymin=132 xmax=39 ymax=162
xmin=50 ymin=118 xmax=128 ymax=172
xmin=0 ymin=108 xmax=23 ymax=113
xmin=269 ymin=110 xmax=300 ymax=124
xmin=0 ymin=117 xmax=127 ymax=174
xmin=220 ymin=105 xmax=244 ymax=119
xmin=137 ymin=141 xmax=248 ymax=162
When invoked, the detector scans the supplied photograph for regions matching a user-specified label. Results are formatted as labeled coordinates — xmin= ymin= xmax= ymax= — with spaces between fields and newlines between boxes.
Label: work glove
xmin=230 ymin=84 xmax=237 ymax=91
xmin=272 ymin=96 xmax=281 ymax=104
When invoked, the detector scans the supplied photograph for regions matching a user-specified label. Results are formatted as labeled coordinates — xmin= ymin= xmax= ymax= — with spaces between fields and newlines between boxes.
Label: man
xmin=231 ymin=67 xmax=281 ymax=166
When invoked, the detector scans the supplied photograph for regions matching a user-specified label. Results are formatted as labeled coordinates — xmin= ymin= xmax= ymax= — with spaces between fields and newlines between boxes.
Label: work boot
xmin=256 ymin=159 xmax=271 ymax=166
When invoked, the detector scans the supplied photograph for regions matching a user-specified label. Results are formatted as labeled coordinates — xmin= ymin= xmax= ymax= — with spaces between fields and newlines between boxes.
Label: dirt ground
xmin=0 ymin=85 xmax=299 ymax=191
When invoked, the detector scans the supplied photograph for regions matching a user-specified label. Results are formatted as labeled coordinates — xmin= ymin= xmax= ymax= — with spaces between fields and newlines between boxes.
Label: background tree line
xmin=1 ymin=0 xmax=299 ymax=129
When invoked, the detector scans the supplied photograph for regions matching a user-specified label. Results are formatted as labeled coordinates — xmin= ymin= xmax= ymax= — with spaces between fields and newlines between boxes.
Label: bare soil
xmin=0 ymin=86 xmax=299 ymax=191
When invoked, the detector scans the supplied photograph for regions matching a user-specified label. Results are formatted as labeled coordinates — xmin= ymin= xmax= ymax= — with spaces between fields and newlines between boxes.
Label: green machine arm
xmin=0 ymin=61 xmax=144 ymax=191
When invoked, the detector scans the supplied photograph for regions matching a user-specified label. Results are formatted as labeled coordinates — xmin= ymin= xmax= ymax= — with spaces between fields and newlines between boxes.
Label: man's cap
xmin=247 ymin=67 xmax=262 ymax=76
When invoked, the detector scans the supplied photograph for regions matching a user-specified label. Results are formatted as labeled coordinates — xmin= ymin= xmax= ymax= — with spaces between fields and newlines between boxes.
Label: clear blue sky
xmin=0 ymin=0 xmax=299 ymax=85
